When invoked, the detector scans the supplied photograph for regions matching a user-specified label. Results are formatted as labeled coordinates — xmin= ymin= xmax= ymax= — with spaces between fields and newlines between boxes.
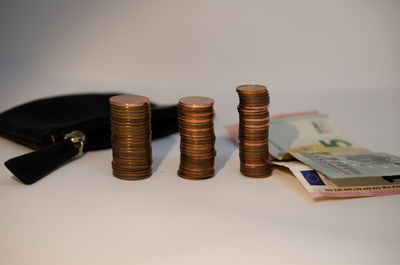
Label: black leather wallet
xmin=0 ymin=93 xmax=178 ymax=184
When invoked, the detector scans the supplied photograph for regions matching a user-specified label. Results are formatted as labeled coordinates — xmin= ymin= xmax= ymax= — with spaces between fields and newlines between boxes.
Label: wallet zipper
xmin=47 ymin=117 xmax=110 ymax=149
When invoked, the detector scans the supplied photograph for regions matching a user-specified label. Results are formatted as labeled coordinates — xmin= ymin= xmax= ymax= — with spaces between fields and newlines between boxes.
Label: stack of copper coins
xmin=177 ymin=96 xmax=216 ymax=180
xmin=109 ymin=95 xmax=152 ymax=180
xmin=236 ymin=85 xmax=272 ymax=178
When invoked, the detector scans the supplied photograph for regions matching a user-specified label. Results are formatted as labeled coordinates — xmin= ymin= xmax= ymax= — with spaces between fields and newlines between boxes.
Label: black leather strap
xmin=4 ymin=139 xmax=79 ymax=184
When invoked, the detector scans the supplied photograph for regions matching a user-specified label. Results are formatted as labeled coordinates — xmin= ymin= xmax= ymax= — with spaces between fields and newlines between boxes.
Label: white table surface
xmin=0 ymin=87 xmax=399 ymax=265
xmin=1 ymin=1 xmax=399 ymax=264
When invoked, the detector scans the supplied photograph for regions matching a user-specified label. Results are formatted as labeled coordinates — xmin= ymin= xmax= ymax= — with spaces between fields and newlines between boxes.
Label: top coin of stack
xmin=109 ymin=95 xmax=152 ymax=180
xmin=236 ymin=84 xmax=272 ymax=178
xmin=178 ymin=96 xmax=216 ymax=180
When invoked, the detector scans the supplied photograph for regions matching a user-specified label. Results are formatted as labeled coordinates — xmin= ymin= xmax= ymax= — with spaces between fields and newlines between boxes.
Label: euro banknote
xmin=290 ymin=151 xmax=400 ymax=184
xmin=226 ymin=111 xmax=400 ymax=193
xmin=274 ymin=161 xmax=400 ymax=200
xmin=225 ymin=111 xmax=367 ymax=160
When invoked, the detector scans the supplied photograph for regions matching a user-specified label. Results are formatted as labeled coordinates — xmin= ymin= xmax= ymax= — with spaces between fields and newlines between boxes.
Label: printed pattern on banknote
xmin=290 ymin=151 xmax=400 ymax=179
xmin=274 ymin=161 xmax=400 ymax=200
xmin=226 ymin=111 xmax=364 ymax=160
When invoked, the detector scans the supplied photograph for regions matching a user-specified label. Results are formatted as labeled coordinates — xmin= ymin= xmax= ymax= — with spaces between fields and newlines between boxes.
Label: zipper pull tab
xmin=64 ymin=130 xmax=86 ymax=158
xmin=4 ymin=131 xmax=87 ymax=184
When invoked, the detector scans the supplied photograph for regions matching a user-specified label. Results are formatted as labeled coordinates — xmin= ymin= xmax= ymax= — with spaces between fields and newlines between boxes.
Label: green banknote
xmin=269 ymin=114 xmax=367 ymax=160
xmin=226 ymin=111 xmax=400 ymax=191
xmin=290 ymin=151 xmax=400 ymax=179
xmin=274 ymin=161 xmax=400 ymax=199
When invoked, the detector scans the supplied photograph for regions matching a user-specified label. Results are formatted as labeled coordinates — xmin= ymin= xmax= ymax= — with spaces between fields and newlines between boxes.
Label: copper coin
xmin=110 ymin=94 xmax=152 ymax=180
xmin=179 ymin=96 xmax=214 ymax=108
xmin=110 ymin=94 xmax=150 ymax=107
xmin=177 ymin=96 xmax=216 ymax=180
xmin=236 ymin=85 xmax=273 ymax=178
xmin=236 ymin=84 xmax=267 ymax=94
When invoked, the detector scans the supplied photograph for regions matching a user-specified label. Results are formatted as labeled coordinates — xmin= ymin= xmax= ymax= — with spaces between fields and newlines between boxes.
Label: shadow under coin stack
xmin=236 ymin=85 xmax=272 ymax=178
xmin=109 ymin=95 xmax=152 ymax=180
xmin=178 ymin=97 xmax=216 ymax=180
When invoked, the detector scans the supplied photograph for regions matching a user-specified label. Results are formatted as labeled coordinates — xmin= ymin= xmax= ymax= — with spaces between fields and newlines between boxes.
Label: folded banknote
xmin=274 ymin=161 xmax=400 ymax=200
xmin=226 ymin=111 xmax=367 ymax=160
xmin=226 ymin=111 xmax=400 ymax=198
xmin=290 ymin=151 xmax=400 ymax=186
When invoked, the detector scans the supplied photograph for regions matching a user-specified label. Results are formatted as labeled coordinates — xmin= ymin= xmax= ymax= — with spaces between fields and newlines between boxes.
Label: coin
xmin=177 ymin=96 xmax=216 ymax=180
xmin=236 ymin=84 xmax=273 ymax=178
xmin=179 ymin=96 xmax=214 ymax=108
xmin=109 ymin=94 xmax=152 ymax=180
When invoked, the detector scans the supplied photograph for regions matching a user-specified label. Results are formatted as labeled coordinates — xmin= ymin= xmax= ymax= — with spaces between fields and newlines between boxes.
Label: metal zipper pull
xmin=64 ymin=131 xmax=87 ymax=158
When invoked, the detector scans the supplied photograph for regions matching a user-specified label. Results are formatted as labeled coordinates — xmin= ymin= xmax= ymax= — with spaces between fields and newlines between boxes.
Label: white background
xmin=0 ymin=1 xmax=399 ymax=264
